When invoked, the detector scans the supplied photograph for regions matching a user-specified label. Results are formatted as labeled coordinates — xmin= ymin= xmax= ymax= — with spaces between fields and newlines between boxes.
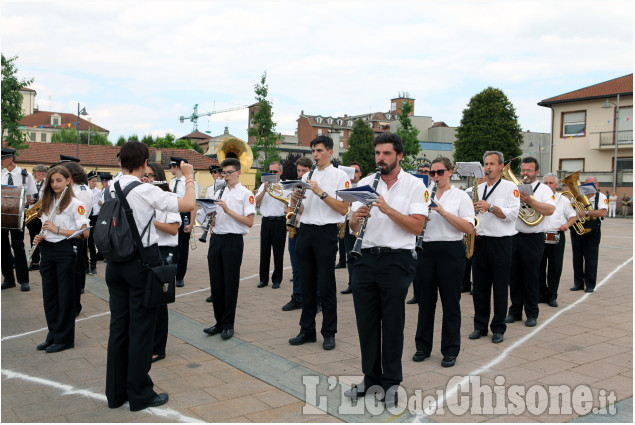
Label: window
xmin=40 ymin=133 xmax=46 ymax=142
xmin=391 ymin=102 xmax=396 ymax=111
xmin=386 ymin=114 xmax=391 ymax=120
xmin=327 ymin=118 xmax=332 ymax=125
xmin=30 ymin=132 xmax=36 ymax=141
xmin=316 ymin=117 xmax=322 ymax=124
xmin=53 ymin=118 xmax=59 ymax=126
xmin=616 ymin=157 xmax=633 ymax=171
xmin=339 ymin=141 xmax=344 ymax=148
xmin=347 ymin=120 xmax=353 ymax=127
xmin=560 ymin=158 xmax=584 ymax=172
xmin=337 ymin=119 xmax=342 ymax=125
xmin=562 ymin=111 xmax=586 ymax=137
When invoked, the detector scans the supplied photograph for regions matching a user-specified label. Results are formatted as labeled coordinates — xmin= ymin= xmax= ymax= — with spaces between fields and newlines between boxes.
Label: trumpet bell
xmin=501 ymin=162 xmax=544 ymax=227
xmin=266 ymin=182 xmax=290 ymax=207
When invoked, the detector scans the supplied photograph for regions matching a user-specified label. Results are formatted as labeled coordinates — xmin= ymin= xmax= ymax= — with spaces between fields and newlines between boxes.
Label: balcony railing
xmin=599 ymin=130 xmax=633 ymax=147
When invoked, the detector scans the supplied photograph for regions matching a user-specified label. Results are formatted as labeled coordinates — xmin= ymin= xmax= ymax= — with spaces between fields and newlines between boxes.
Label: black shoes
xmin=504 ymin=315 xmax=521 ymax=324
xmin=340 ymin=285 xmax=352 ymax=294
xmin=45 ymin=343 xmax=74 ymax=353
xmin=176 ymin=280 xmax=184 ymax=287
xmin=525 ymin=318 xmax=537 ymax=327
xmin=151 ymin=353 xmax=166 ymax=363
xmin=221 ymin=329 xmax=234 ymax=340
xmin=492 ymin=333 xmax=504 ymax=344
xmin=37 ymin=340 xmax=53 ymax=351
xmin=89 ymin=266 xmax=97 ymax=275
xmin=547 ymin=299 xmax=558 ymax=307
xmin=570 ymin=285 xmax=583 ymax=291
xmin=206 ymin=295 xmax=213 ymax=303
xmin=406 ymin=297 xmax=418 ymax=305
xmin=334 ymin=262 xmax=346 ymax=269
xmin=1 ymin=281 xmax=16 ymax=290
xmin=281 ymin=298 xmax=301 ymax=311
xmin=585 ymin=288 xmax=594 ymax=293
xmin=257 ymin=281 xmax=268 ymax=288
xmin=441 ymin=356 xmax=457 ymax=367
xmin=323 ymin=336 xmax=335 ymax=350
xmin=469 ymin=330 xmax=488 ymax=339
xmin=412 ymin=351 xmax=430 ymax=362
xmin=272 ymin=281 xmax=281 ymax=289
xmin=203 ymin=326 xmax=222 ymax=336
xmin=130 ymin=393 xmax=169 ymax=411
xmin=289 ymin=333 xmax=317 ymax=346
xmin=20 ymin=282 xmax=30 ymax=292
xmin=317 ymin=303 xmax=322 ymax=314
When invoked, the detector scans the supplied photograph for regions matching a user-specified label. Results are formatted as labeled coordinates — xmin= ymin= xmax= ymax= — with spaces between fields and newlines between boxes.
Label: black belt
xmin=263 ymin=216 xmax=286 ymax=221
xmin=361 ymin=247 xmax=411 ymax=255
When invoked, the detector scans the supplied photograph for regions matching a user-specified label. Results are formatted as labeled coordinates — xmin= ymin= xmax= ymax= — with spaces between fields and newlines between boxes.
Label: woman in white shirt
xmin=413 ymin=157 xmax=475 ymax=368
xmin=33 ymin=166 xmax=89 ymax=354
xmin=608 ymin=192 xmax=618 ymax=218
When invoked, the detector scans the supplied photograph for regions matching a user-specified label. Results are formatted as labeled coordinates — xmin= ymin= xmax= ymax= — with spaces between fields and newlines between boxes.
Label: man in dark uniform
xmin=169 ymin=157 xmax=198 ymax=287
xmin=569 ymin=176 xmax=607 ymax=293
xmin=344 ymin=132 xmax=427 ymax=408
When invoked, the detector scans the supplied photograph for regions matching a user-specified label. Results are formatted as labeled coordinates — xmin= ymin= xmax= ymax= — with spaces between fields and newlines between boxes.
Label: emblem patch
xmin=424 ymin=190 xmax=429 ymax=202
xmin=604 ymin=199 xmax=609 ymax=205
xmin=552 ymin=195 xmax=555 ymax=201
xmin=77 ymin=205 xmax=85 ymax=215
xmin=345 ymin=181 xmax=350 ymax=189
xmin=249 ymin=195 xmax=255 ymax=205
xmin=513 ymin=189 xmax=520 ymax=198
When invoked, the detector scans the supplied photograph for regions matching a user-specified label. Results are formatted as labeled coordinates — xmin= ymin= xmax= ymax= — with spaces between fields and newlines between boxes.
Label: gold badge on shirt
xmin=249 ymin=195 xmax=255 ymax=205
xmin=77 ymin=206 xmax=85 ymax=215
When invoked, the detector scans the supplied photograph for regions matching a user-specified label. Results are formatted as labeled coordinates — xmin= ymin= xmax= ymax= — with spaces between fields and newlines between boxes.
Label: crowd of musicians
xmin=1 ymin=132 xmax=608 ymax=411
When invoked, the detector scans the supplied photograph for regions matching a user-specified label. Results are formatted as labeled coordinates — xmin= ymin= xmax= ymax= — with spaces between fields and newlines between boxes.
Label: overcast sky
xmin=2 ymin=0 xmax=632 ymax=144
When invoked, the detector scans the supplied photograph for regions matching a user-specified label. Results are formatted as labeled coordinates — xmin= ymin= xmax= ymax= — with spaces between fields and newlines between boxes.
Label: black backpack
xmin=94 ymin=181 xmax=152 ymax=262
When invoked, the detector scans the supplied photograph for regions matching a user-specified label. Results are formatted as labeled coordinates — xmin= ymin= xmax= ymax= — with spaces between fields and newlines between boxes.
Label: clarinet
xmin=415 ymin=182 xmax=437 ymax=251
xmin=349 ymin=167 xmax=382 ymax=257
xmin=286 ymin=162 xmax=317 ymax=239
xmin=28 ymin=186 xmax=68 ymax=262
xmin=199 ymin=182 xmax=227 ymax=243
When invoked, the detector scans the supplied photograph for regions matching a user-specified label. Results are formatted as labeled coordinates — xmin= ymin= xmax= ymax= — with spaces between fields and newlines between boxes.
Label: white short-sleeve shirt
xmin=41 ymin=196 xmax=90 ymax=243
xmin=212 ymin=183 xmax=256 ymax=235
xmin=300 ymin=164 xmax=350 ymax=226
xmin=515 ymin=181 xmax=556 ymax=234
xmin=475 ymin=178 xmax=520 ymax=237
xmin=423 ymin=185 xmax=475 ymax=242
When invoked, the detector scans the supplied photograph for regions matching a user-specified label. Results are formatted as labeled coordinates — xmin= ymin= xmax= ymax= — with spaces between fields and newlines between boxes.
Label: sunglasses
xmin=429 ymin=169 xmax=449 ymax=177
xmin=268 ymin=170 xmax=279 ymax=174
xmin=221 ymin=170 xmax=237 ymax=177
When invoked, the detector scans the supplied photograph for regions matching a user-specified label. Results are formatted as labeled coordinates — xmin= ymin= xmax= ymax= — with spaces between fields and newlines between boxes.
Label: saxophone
xmin=25 ymin=199 xmax=42 ymax=225
xmin=464 ymin=175 xmax=483 ymax=259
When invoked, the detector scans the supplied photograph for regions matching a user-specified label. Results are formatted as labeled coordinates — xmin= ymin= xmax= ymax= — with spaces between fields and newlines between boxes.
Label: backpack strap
xmin=114 ymin=180 xmax=151 ymax=266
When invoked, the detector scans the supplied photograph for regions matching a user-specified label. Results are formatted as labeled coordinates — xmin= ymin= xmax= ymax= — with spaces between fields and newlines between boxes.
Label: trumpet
xmin=350 ymin=167 xmax=382 ymax=257
xmin=199 ymin=182 xmax=227 ymax=243
xmin=501 ymin=163 xmax=544 ymax=226
xmin=415 ymin=182 xmax=437 ymax=251
xmin=286 ymin=162 xmax=317 ymax=238
xmin=28 ymin=186 xmax=68 ymax=262
xmin=559 ymin=171 xmax=593 ymax=236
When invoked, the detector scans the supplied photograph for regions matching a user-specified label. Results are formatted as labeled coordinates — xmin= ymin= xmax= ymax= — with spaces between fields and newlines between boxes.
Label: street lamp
xmin=601 ymin=95 xmax=620 ymax=192
xmin=77 ymin=103 xmax=88 ymax=158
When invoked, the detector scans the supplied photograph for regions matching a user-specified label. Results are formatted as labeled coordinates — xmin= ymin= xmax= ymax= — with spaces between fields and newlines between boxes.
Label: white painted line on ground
xmin=412 ymin=256 xmax=633 ymax=421
xmin=1 ymin=369 xmax=204 ymax=422
xmin=1 ymin=312 xmax=111 ymax=342
xmin=176 ymin=266 xmax=292 ymax=298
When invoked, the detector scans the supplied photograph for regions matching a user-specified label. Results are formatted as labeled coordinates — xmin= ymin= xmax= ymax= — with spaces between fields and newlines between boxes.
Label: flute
xmin=28 ymin=186 xmax=68 ymax=262
xmin=349 ymin=167 xmax=382 ymax=257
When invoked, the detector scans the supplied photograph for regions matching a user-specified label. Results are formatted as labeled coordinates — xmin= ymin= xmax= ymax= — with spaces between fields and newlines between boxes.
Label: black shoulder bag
xmin=114 ymin=182 xmax=176 ymax=308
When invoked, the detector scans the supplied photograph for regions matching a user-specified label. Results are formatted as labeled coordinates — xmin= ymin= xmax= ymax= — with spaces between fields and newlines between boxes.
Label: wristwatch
xmin=488 ymin=204 xmax=495 ymax=213
xmin=320 ymin=192 xmax=328 ymax=200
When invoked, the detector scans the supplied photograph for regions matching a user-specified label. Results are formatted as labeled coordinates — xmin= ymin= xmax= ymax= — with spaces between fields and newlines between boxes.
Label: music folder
xmin=336 ymin=185 xmax=379 ymax=204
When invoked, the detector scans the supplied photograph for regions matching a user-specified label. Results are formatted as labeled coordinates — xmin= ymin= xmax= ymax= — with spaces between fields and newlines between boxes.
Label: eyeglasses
xmin=429 ymin=169 xmax=449 ymax=177
xmin=221 ymin=170 xmax=237 ymax=177
xmin=268 ymin=170 xmax=279 ymax=174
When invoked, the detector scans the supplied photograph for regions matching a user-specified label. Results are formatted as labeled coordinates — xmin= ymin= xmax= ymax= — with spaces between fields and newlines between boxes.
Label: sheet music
xmin=279 ymin=180 xmax=311 ymax=190
xmin=456 ymin=162 xmax=484 ymax=178
xmin=196 ymin=198 xmax=219 ymax=214
xmin=335 ymin=185 xmax=379 ymax=204
xmin=578 ymin=183 xmax=598 ymax=196
xmin=261 ymin=173 xmax=278 ymax=184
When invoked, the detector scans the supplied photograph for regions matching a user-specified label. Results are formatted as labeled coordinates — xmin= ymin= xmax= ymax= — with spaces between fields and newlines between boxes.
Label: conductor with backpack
xmin=95 ymin=142 xmax=196 ymax=412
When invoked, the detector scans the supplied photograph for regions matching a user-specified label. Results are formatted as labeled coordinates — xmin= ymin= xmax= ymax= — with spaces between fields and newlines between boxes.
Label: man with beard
xmin=344 ymin=132 xmax=427 ymax=408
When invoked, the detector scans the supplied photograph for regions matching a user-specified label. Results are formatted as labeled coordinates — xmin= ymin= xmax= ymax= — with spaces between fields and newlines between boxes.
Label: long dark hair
xmin=148 ymin=162 xmax=169 ymax=192
xmin=40 ymin=166 xmax=75 ymax=216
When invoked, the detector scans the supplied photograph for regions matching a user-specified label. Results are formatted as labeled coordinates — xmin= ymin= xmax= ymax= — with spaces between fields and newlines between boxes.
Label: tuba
xmin=217 ymin=137 xmax=253 ymax=172
xmin=501 ymin=163 xmax=544 ymax=227
xmin=559 ymin=171 xmax=593 ymax=236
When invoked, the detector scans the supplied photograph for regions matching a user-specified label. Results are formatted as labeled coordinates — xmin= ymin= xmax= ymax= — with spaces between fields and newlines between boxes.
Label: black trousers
xmin=508 ymin=232 xmax=544 ymax=320
xmin=75 ymin=239 xmax=87 ymax=314
xmin=415 ymin=241 xmax=465 ymax=357
xmin=208 ymin=233 xmax=244 ymax=330
xmin=539 ymin=231 xmax=565 ymax=301
xmin=463 ymin=258 xmax=472 ymax=288
xmin=26 ymin=218 xmax=42 ymax=264
xmin=105 ymin=249 xmax=161 ymax=411
xmin=352 ymin=250 xmax=416 ymax=391
xmin=337 ymin=237 xmax=346 ymax=265
xmin=570 ymin=223 xmax=601 ymax=290
xmin=296 ymin=224 xmax=338 ymax=338
xmin=472 ymin=235 xmax=512 ymax=335
xmin=40 ymin=240 xmax=77 ymax=345
xmin=176 ymin=212 xmax=191 ymax=281
xmin=154 ymin=246 xmax=179 ymax=357
xmin=344 ymin=223 xmax=356 ymax=285
xmin=259 ymin=217 xmax=286 ymax=284
xmin=1 ymin=228 xmax=29 ymax=284
xmin=88 ymin=215 xmax=98 ymax=268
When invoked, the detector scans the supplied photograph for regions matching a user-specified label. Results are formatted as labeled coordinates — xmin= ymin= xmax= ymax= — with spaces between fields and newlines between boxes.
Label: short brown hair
xmin=295 ymin=157 xmax=313 ymax=168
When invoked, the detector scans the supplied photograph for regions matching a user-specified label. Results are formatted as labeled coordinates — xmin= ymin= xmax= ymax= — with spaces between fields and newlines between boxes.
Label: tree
xmin=248 ymin=71 xmax=281 ymax=170
xmin=51 ymin=128 xmax=111 ymax=145
xmin=280 ymin=152 xmax=301 ymax=181
xmin=141 ymin=134 xmax=155 ymax=146
xmin=454 ymin=87 xmax=523 ymax=171
xmin=394 ymin=100 xmax=420 ymax=170
xmin=342 ymin=118 xmax=375 ymax=175
xmin=116 ymin=136 xmax=126 ymax=146
xmin=1 ymin=54 xmax=33 ymax=149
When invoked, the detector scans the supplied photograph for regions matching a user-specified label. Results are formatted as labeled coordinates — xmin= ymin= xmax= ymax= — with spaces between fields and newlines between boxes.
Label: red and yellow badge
xmin=604 ymin=199 xmax=609 ymax=205
xmin=513 ymin=189 xmax=520 ymax=198
xmin=249 ymin=195 xmax=255 ymax=205
xmin=424 ymin=190 xmax=430 ymax=202
xmin=552 ymin=195 xmax=556 ymax=201
xmin=345 ymin=181 xmax=350 ymax=189
xmin=77 ymin=205 xmax=85 ymax=215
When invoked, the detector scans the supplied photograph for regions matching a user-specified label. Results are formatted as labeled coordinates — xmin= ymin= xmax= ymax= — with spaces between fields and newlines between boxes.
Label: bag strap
xmin=114 ymin=180 xmax=151 ymax=266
